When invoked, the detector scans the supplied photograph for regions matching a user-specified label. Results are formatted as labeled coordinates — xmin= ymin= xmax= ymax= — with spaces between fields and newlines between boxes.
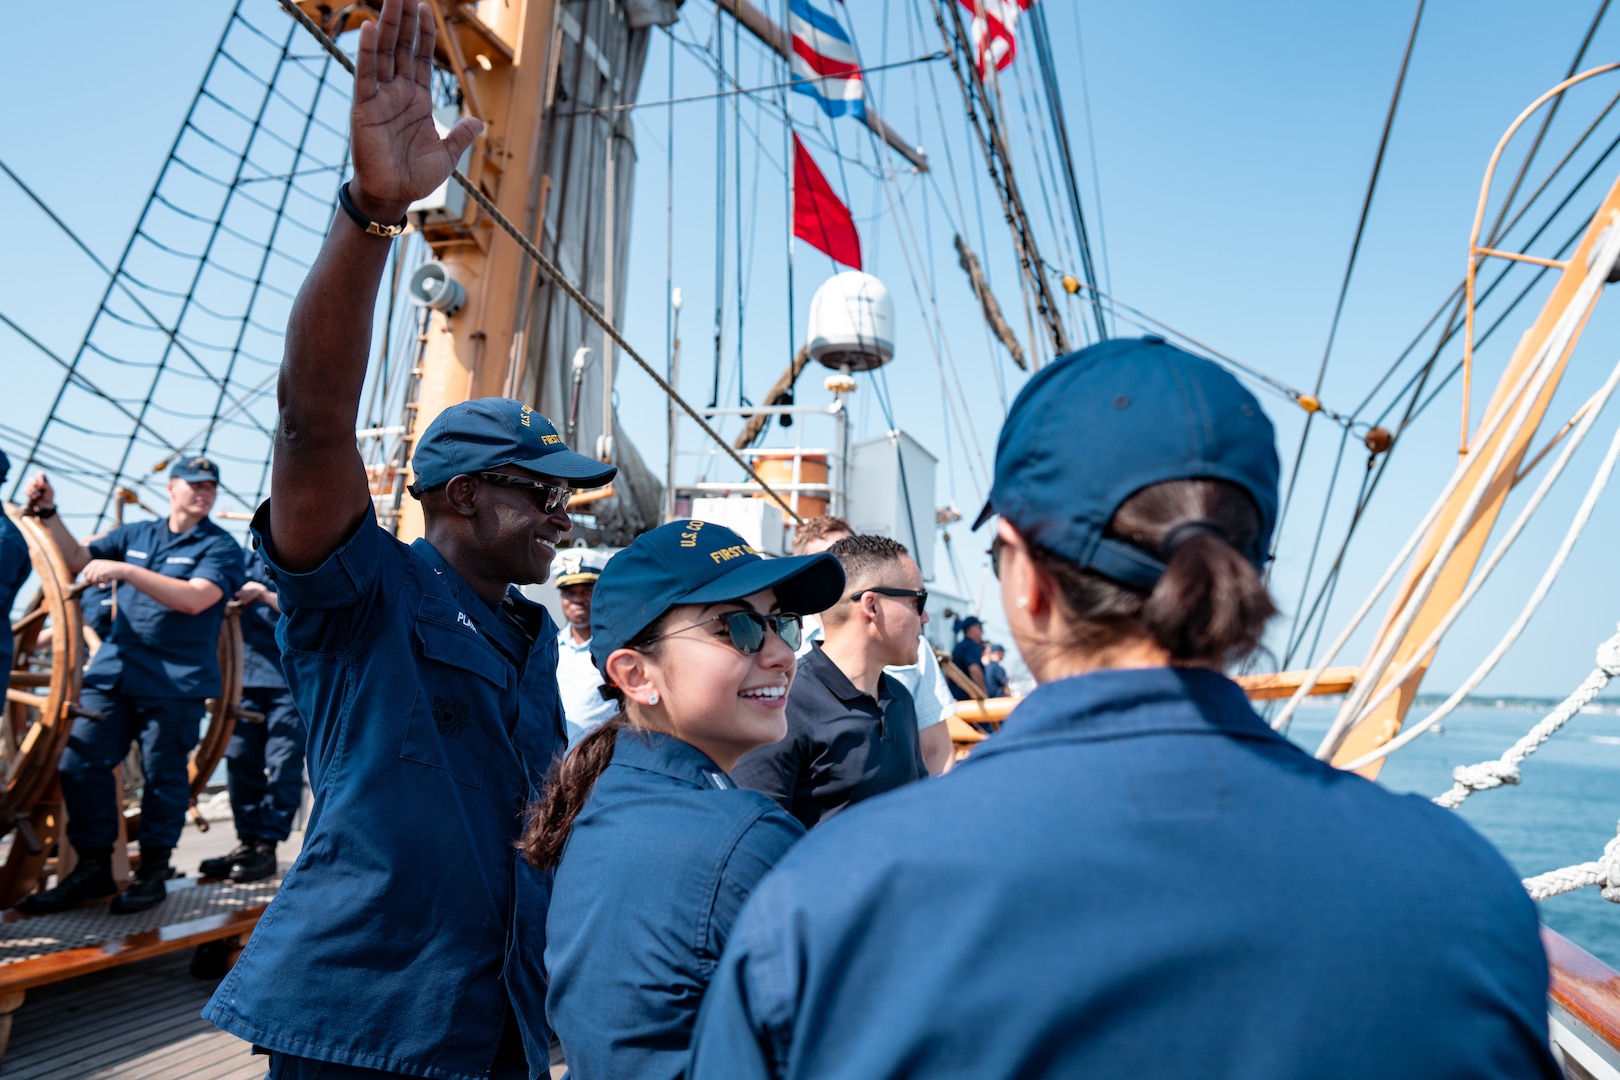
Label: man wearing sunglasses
xmin=201 ymin=5 xmax=615 ymax=1074
xmin=732 ymin=534 xmax=928 ymax=828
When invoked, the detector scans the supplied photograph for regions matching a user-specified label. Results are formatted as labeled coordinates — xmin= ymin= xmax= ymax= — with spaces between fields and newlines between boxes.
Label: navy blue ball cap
xmin=412 ymin=398 xmax=617 ymax=492
xmin=589 ymin=519 xmax=845 ymax=671
xmin=973 ymin=336 xmax=1279 ymax=591
xmin=170 ymin=455 xmax=221 ymax=484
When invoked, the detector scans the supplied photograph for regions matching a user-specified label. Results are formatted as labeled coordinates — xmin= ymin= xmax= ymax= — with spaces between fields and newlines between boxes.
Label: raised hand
xmin=24 ymin=473 xmax=55 ymax=514
xmin=349 ymin=0 xmax=484 ymax=222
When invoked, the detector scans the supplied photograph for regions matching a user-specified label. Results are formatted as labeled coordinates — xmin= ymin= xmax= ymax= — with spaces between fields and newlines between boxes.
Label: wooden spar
xmin=1330 ymin=167 xmax=1620 ymax=777
xmin=717 ymin=0 xmax=930 ymax=173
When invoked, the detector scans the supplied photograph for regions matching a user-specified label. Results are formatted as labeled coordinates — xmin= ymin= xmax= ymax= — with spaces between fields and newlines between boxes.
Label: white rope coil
xmin=1431 ymin=627 xmax=1620 ymax=809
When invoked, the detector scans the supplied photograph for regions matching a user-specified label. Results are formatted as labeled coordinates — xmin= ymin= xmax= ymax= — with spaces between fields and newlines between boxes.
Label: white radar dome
xmin=805 ymin=271 xmax=895 ymax=372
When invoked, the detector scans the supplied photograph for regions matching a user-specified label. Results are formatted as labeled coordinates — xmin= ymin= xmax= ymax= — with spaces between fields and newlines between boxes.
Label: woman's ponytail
xmin=1028 ymin=478 xmax=1276 ymax=668
xmin=1141 ymin=529 xmax=1274 ymax=667
xmin=522 ymin=715 xmax=626 ymax=870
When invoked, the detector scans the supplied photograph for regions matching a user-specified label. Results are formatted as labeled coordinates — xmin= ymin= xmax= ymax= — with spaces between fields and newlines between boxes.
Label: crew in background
xmin=0 ymin=451 xmax=31 ymax=681
xmin=983 ymin=643 xmax=1009 ymax=698
xmin=731 ymin=535 xmax=927 ymax=828
xmin=198 ymin=548 xmax=305 ymax=883
xmin=18 ymin=457 xmax=245 ymax=915
xmin=552 ymin=548 xmax=618 ymax=747
xmin=948 ymin=615 xmax=988 ymax=700
xmin=689 ymin=337 xmax=1561 ymax=1080
xmin=81 ymin=583 xmax=115 ymax=642
xmin=792 ymin=516 xmax=954 ymax=776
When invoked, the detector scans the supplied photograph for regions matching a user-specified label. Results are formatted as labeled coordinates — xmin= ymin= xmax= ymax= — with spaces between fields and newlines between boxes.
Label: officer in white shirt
xmin=553 ymin=549 xmax=620 ymax=747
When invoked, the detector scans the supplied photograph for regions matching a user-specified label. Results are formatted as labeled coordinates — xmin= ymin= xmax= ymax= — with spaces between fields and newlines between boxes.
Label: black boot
xmin=15 ymin=847 xmax=117 ymax=915
xmin=199 ymin=838 xmax=255 ymax=880
xmin=112 ymin=845 xmax=171 ymax=915
xmin=228 ymin=838 xmax=278 ymax=884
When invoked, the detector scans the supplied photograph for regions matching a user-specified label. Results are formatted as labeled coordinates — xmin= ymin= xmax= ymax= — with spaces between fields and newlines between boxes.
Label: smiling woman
xmin=521 ymin=519 xmax=843 ymax=1080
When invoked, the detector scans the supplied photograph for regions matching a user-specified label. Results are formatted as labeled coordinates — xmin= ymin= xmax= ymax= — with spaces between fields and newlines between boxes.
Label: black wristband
xmin=337 ymin=180 xmax=408 ymax=239
xmin=33 ymin=505 xmax=57 ymax=520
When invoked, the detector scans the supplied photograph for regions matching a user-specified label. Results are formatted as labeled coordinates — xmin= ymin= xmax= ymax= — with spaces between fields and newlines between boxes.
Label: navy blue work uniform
xmin=983 ymin=657 xmax=1008 ymax=697
xmin=204 ymin=506 xmax=564 ymax=1078
xmin=947 ymin=636 xmax=982 ymax=701
xmin=228 ymin=549 xmax=305 ymax=843
xmin=689 ymin=668 xmax=1561 ymax=1079
xmin=546 ymin=731 xmax=803 ymax=1080
xmin=731 ymin=644 xmax=924 ymax=829
xmin=61 ymin=516 xmax=244 ymax=851
xmin=81 ymin=582 xmax=114 ymax=640
xmin=0 ymin=513 xmax=29 ymax=679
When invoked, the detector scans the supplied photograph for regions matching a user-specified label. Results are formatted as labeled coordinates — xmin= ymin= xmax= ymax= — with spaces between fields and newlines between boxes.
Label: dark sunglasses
xmin=988 ymin=535 xmax=1005 ymax=579
xmin=849 ymin=587 xmax=928 ymax=614
xmin=477 ymin=471 xmax=572 ymax=513
xmin=650 ymin=610 xmax=804 ymax=655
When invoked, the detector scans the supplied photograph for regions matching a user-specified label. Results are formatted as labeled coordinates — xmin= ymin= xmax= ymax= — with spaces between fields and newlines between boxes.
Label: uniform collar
xmin=557 ymin=626 xmax=592 ymax=653
xmin=611 ymin=729 xmax=735 ymax=791
xmin=801 ymin=642 xmax=891 ymax=706
xmin=973 ymin=666 xmax=1285 ymax=755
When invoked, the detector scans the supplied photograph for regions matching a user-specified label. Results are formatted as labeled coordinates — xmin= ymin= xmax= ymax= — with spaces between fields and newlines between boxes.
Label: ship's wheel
xmin=2 ymin=507 xmax=246 ymax=903
xmin=1 ymin=506 xmax=86 ymax=907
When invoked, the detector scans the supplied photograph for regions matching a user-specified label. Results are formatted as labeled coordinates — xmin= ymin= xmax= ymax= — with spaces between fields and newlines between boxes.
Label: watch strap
xmin=337 ymin=181 xmax=408 ymax=239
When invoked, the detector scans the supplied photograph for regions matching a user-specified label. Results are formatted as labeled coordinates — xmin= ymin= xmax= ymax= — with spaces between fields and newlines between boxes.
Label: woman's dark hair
xmin=1025 ymin=478 xmax=1277 ymax=668
xmin=521 ymin=612 xmax=673 ymax=870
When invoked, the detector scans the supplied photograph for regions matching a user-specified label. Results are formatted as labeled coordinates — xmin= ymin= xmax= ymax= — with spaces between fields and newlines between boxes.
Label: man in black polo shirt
xmin=732 ymin=535 xmax=927 ymax=827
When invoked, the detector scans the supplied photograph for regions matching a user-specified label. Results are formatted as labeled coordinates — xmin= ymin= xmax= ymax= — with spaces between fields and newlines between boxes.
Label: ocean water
xmin=1286 ymin=702 xmax=1620 ymax=971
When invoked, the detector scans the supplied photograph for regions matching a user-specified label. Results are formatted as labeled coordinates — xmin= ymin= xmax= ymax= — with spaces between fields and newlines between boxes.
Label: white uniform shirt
xmin=795 ymin=627 xmax=952 ymax=730
xmin=557 ymin=626 xmax=621 ymax=747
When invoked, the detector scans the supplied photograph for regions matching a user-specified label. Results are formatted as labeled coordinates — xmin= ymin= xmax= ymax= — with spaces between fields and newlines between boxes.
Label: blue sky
xmin=7 ymin=0 xmax=1620 ymax=698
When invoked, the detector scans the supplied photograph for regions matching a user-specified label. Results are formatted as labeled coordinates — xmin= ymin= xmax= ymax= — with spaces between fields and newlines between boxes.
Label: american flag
xmin=958 ymin=0 xmax=1036 ymax=76
xmin=788 ymin=0 xmax=866 ymax=120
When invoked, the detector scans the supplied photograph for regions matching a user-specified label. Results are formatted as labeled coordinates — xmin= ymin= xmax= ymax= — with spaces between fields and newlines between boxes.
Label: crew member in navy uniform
xmin=527 ymin=520 xmax=842 ymax=1080
xmin=947 ymin=615 xmax=987 ymax=700
xmin=0 ymin=451 xmax=32 ymax=682
xmin=689 ymin=337 xmax=1561 ymax=1079
xmin=80 ymin=582 xmax=115 ymax=641
xmin=200 ymin=5 xmax=612 ymax=1075
xmin=197 ymin=549 xmax=304 ymax=883
xmin=551 ymin=547 xmax=618 ymax=747
xmin=17 ymin=456 xmax=245 ymax=916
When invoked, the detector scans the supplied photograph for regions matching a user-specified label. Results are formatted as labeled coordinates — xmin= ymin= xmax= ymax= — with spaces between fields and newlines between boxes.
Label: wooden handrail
xmin=1544 ymin=927 xmax=1620 ymax=1066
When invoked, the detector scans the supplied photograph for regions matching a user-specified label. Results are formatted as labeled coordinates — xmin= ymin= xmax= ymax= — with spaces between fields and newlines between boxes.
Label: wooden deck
xmin=2 ymin=950 xmax=261 ymax=1079
xmin=0 ymin=801 xmax=294 ymax=1079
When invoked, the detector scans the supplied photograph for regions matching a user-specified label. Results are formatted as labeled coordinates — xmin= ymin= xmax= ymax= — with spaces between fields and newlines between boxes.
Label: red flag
xmin=792 ymin=135 xmax=862 ymax=270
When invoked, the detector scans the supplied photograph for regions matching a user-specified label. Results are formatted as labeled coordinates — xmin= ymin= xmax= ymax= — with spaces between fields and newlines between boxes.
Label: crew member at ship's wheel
xmin=196 ymin=548 xmax=304 ymax=884
xmin=199 ymin=2 xmax=613 ymax=1076
xmin=17 ymin=457 xmax=245 ymax=916
xmin=0 ymin=451 xmax=32 ymax=687
xmin=688 ymin=337 xmax=1563 ymax=1079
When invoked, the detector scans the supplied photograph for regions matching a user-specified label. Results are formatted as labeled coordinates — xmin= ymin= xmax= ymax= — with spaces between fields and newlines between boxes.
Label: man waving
xmin=200 ymin=3 xmax=614 ymax=1076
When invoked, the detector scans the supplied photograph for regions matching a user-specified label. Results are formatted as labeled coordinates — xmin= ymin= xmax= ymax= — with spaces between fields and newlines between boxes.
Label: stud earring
xmin=1016 ymin=596 xmax=1028 ymax=609
xmin=648 ymin=692 xmax=660 ymax=706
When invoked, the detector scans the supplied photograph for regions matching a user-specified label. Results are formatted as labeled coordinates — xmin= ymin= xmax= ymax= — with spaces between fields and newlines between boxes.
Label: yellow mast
xmin=297 ymin=1 xmax=561 ymax=541
xmin=1329 ymin=67 xmax=1620 ymax=776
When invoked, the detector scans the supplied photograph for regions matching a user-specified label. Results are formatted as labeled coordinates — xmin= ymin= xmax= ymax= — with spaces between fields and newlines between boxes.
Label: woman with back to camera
xmin=687 ymin=336 xmax=1560 ymax=1079
xmin=524 ymin=519 xmax=843 ymax=1080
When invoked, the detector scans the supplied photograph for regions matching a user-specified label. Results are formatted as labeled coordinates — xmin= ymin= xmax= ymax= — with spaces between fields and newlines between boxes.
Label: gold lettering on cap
xmin=519 ymin=404 xmax=534 ymax=428
xmin=679 ymin=520 xmax=705 ymax=548
xmin=707 ymin=544 xmax=760 ymax=564
xmin=540 ymin=434 xmax=561 ymax=445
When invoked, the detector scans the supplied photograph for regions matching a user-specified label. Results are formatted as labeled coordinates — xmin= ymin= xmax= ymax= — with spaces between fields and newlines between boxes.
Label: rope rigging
xmin=1272 ymin=0 xmax=1425 ymax=586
